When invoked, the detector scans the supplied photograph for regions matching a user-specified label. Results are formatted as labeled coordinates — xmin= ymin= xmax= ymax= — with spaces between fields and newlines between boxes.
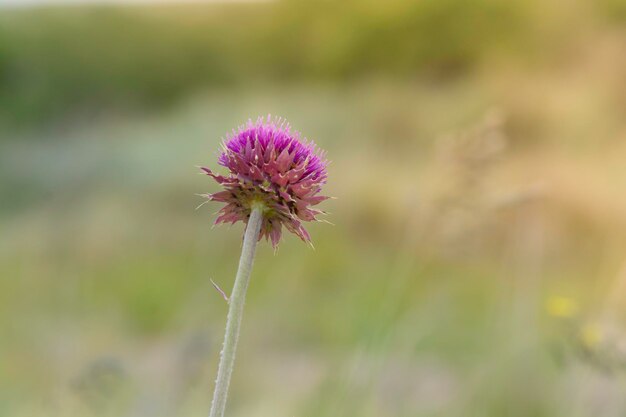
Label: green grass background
xmin=2 ymin=1 xmax=626 ymax=416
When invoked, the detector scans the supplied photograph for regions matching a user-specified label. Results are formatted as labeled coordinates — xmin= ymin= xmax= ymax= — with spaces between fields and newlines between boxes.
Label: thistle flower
xmin=201 ymin=116 xmax=329 ymax=247
xmin=201 ymin=117 xmax=330 ymax=417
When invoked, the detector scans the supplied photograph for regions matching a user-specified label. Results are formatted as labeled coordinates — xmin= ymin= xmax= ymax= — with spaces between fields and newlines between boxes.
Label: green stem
xmin=209 ymin=205 xmax=263 ymax=417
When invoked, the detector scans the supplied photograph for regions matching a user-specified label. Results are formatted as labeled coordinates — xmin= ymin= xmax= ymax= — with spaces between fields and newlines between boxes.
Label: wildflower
xmin=202 ymin=117 xmax=330 ymax=417
xmin=201 ymin=116 xmax=329 ymax=248
xmin=546 ymin=296 xmax=579 ymax=319
xmin=580 ymin=323 xmax=603 ymax=349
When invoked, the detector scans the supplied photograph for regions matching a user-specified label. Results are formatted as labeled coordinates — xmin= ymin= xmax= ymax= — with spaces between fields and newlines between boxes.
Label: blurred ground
xmin=1 ymin=1 xmax=626 ymax=416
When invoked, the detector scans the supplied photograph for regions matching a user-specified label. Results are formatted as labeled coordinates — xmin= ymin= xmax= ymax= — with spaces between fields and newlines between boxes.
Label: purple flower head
xmin=201 ymin=116 xmax=329 ymax=248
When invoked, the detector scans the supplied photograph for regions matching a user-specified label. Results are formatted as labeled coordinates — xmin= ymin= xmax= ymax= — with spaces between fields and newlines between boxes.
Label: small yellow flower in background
xmin=546 ymin=296 xmax=579 ymax=319
xmin=580 ymin=323 xmax=603 ymax=349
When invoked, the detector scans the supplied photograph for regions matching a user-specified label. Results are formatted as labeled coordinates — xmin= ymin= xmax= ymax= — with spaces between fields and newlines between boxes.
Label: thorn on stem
xmin=210 ymin=279 xmax=229 ymax=303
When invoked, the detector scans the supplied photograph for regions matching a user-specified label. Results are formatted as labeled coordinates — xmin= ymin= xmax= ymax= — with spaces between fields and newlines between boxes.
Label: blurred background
xmin=1 ymin=0 xmax=626 ymax=416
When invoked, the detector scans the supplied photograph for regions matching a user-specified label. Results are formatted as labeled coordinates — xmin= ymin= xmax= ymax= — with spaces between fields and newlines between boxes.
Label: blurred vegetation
xmin=0 ymin=0 xmax=624 ymax=128
xmin=2 ymin=0 xmax=626 ymax=416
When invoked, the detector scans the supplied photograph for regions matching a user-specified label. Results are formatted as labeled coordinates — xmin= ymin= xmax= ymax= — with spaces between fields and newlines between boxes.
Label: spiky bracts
xmin=201 ymin=116 xmax=329 ymax=248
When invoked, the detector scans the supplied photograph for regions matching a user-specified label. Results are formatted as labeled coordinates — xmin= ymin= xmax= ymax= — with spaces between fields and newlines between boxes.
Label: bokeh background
xmin=2 ymin=0 xmax=626 ymax=416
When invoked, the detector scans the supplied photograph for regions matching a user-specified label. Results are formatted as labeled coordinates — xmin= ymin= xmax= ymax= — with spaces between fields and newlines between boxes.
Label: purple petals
xmin=201 ymin=116 xmax=329 ymax=248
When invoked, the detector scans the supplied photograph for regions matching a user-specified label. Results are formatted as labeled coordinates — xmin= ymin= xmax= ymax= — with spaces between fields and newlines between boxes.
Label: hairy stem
xmin=209 ymin=205 xmax=263 ymax=417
